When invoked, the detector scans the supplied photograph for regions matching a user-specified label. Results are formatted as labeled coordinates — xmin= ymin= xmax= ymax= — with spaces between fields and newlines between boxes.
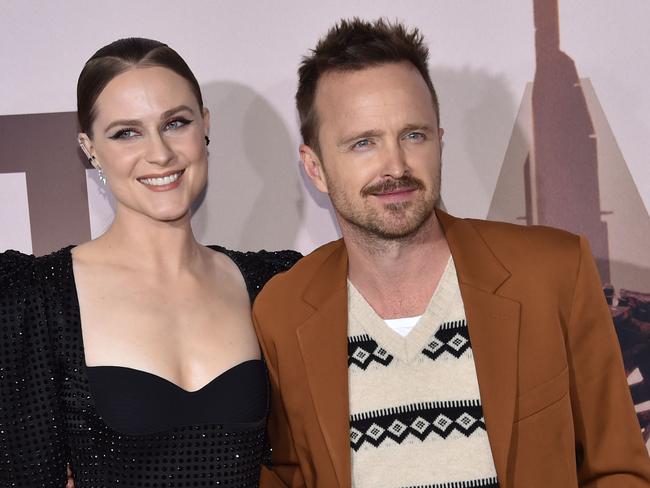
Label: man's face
xmin=302 ymin=62 xmax=443 ymax=240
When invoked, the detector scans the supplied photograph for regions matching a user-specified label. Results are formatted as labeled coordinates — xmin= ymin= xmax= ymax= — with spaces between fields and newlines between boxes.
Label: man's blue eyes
xmin=405 ymin=132 xmax=425 ymax=141
xmin=353 ymin=139 xmax=371 ymax=149
xmin=350 ymin=132 xmax=425 ymax=150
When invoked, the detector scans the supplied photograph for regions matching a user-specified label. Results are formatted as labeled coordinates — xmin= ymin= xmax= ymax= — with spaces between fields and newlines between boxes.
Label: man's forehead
xmin=337 ymin=99 xmax=418 ymax=125
xmin=315 ymin=64 xmax=436 ymax=128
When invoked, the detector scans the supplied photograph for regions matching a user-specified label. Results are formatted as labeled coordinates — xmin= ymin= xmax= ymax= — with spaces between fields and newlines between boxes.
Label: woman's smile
xmin=137 ymin=168 xmax=185 ymax=191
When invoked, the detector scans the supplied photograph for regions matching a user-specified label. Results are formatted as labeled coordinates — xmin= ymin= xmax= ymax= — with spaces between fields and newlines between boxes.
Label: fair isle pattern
xmin=422 ymin=320 xmax=471 ymax=361
xmin=348 ymin=320 xmax=472 ymax=371
xmin=401 ymin=477 xmax=499 ymax=488
xmin=347 ymin=257 xmax=499 ymax=488
xmin=350 ymin=400 xmax=486 ymax=451
xmin=348 ymin=334 xmax=394 ymax=370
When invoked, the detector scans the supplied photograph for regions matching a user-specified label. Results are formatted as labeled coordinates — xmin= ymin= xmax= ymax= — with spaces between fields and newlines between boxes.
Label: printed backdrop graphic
xmin=0 ymin=112 xmax=91 ymax=256
xmin=0 ymin=1 xmax=648 ymax=448
xmin=488 ymin=0 xmax=650 ymax=441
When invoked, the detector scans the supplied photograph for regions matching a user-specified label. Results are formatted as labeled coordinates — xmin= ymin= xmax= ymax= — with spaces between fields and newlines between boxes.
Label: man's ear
xmin=300 ymin=144 xmax=329 ymax=194
xmin=78 ymin=133 xmax=97 ymax=168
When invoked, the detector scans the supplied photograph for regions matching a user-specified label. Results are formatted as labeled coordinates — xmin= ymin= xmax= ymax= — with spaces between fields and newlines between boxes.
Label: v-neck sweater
xmin=347 ymin=257 xmax=499 ymax=488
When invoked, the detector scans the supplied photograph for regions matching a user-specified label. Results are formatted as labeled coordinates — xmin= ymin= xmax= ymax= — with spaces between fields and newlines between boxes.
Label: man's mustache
xmin=361 ymin=176 xmax=425 ymax=197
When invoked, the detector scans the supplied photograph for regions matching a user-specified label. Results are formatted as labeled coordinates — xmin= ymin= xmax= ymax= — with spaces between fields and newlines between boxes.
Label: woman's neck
xmin=92 ymin=206 xmax=205 ymax=276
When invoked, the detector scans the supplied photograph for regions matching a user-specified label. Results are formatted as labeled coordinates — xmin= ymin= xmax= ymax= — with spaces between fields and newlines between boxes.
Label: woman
xmin=0 ymin=38 xmax=299 ymax=487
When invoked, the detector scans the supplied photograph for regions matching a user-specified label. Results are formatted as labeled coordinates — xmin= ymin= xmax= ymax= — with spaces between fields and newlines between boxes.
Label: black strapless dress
xmin=0 ymin=246 xmax=300 ymax=487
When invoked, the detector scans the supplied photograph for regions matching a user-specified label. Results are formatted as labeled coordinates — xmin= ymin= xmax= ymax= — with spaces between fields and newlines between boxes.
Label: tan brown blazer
xmin=254 ymin=210 xmax=650 ymax=487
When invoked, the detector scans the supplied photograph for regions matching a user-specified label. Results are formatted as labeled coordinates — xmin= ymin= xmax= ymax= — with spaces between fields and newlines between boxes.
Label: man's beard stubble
xmin=328 ymin=174 xmax=439 ymax=242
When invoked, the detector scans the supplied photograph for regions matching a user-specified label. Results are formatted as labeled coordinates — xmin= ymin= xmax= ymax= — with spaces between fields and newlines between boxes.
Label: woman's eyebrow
xmin=104 ymin=118 xmax=142 ymax=133
xmin=103 ymin=105 xmax=196 ymax=133
xmin=160 ymin=105 xmax=195 ymax=119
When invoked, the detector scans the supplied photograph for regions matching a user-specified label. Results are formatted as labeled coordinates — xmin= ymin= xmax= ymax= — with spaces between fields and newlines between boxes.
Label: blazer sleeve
xmin=254 ymin=306 xmax=306 ymax=488
xmin=566 ymin=237 xmax=650 ymax=486
xmin=0 ymin=251 xmax=69 ymax=487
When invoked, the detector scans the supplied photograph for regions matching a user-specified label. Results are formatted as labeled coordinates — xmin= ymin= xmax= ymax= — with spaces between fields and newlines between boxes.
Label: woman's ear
xmin=202 ymin=107 xmax=211 ymax=139
xmin=78 ymin=133 xmax=96 ymax=167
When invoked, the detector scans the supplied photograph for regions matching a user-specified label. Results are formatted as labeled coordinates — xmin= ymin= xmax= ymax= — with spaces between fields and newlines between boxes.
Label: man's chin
xmin=336 ymin=201 xmax=436 ymax=241
xmin=355 ymin=216 xmax=430 ymax=241
xmin=371 ymin=226 xmax=424 ymax=240
xmin=376 ymin=208 xmax=435 ymax=239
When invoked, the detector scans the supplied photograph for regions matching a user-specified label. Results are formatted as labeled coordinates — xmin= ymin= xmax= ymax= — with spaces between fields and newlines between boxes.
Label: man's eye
xmin=352 ymin=139 xmax=371 ymax=150
xmin=405 ymin=132 xmax=425 ymax=141
xmin=109 ymin=129 xmax=138 ymax=140
xmin=165 ymin=118 xmax=192 ymax=131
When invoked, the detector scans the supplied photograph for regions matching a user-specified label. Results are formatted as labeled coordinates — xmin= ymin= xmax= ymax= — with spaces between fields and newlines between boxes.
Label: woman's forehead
xmin=93 ymin=67 xmax=200 ymax=122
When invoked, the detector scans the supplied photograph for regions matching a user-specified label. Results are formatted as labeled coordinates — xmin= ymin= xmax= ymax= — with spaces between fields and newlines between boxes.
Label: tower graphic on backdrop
xmin=529 ymin=0 xmax=609 ymax=283
xmin=488 ymin=0 xmax=650 ymax=440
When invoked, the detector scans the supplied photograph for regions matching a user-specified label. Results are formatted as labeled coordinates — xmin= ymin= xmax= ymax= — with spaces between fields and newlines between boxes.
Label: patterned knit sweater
xmin=347 ymin=258 xmax=499 ymax=488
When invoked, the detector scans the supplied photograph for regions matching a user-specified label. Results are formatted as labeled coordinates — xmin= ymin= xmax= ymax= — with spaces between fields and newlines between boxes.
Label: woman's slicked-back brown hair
xmin=77 ymin=37 xmax=203 ymax=136
xmin=296 ymin=18 xmax=440 ymax=153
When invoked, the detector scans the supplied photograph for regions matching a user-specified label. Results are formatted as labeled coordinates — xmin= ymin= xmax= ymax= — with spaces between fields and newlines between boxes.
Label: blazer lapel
xmin=437 ymin=209 xmax=521 ymax=487
xmin=297 ymin=241 xmax=352 ymax=488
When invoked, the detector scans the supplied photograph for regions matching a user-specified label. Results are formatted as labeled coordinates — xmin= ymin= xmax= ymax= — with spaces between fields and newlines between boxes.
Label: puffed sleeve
xmin=0 ymin=251 xmax=68 ymax=487
xmin=215 ymin=248 xmax=302 ymax=302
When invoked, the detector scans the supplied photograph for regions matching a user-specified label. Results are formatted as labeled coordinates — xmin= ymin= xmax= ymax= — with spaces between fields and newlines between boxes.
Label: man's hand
xmin=66 ymin=465 xmax=74 ymax=488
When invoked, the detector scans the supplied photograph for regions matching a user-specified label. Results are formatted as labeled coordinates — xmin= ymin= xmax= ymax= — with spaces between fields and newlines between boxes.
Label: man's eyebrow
xmin=103 ymin=105 xmax=196 ymax=133
xmin=401 ymin=123 xmax=435 ymax=133
xmin=337 ymin=129 xmax=384 ymax=147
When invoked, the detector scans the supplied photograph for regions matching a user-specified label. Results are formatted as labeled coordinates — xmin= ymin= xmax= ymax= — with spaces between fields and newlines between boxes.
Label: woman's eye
xmin=109 ymin=129 xmax=138 ymax=140
xmin=165 ymin=118 xmax=192 ymax=131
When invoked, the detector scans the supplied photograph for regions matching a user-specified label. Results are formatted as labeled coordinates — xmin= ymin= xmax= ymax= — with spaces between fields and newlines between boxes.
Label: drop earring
xmin=94 ymin=160 xmax=107 ymax=185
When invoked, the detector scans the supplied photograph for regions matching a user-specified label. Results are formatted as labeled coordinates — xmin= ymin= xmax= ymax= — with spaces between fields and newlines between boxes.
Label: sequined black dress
xmin=0 ymin=246 xmax=300 ymax=488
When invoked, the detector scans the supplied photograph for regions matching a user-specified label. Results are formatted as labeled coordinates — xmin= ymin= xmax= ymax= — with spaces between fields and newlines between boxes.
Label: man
xmin=254 ymin=18 xmax=650 ymax=488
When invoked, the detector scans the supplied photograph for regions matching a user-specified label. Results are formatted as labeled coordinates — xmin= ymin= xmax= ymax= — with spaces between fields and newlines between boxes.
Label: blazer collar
xmin=435 ymin=208 xmax=510 ymax=293
xmin=300 ymin=208 xmax=512 ymax=305
xmin=302 ymin=239 xmax=349 ymax=308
